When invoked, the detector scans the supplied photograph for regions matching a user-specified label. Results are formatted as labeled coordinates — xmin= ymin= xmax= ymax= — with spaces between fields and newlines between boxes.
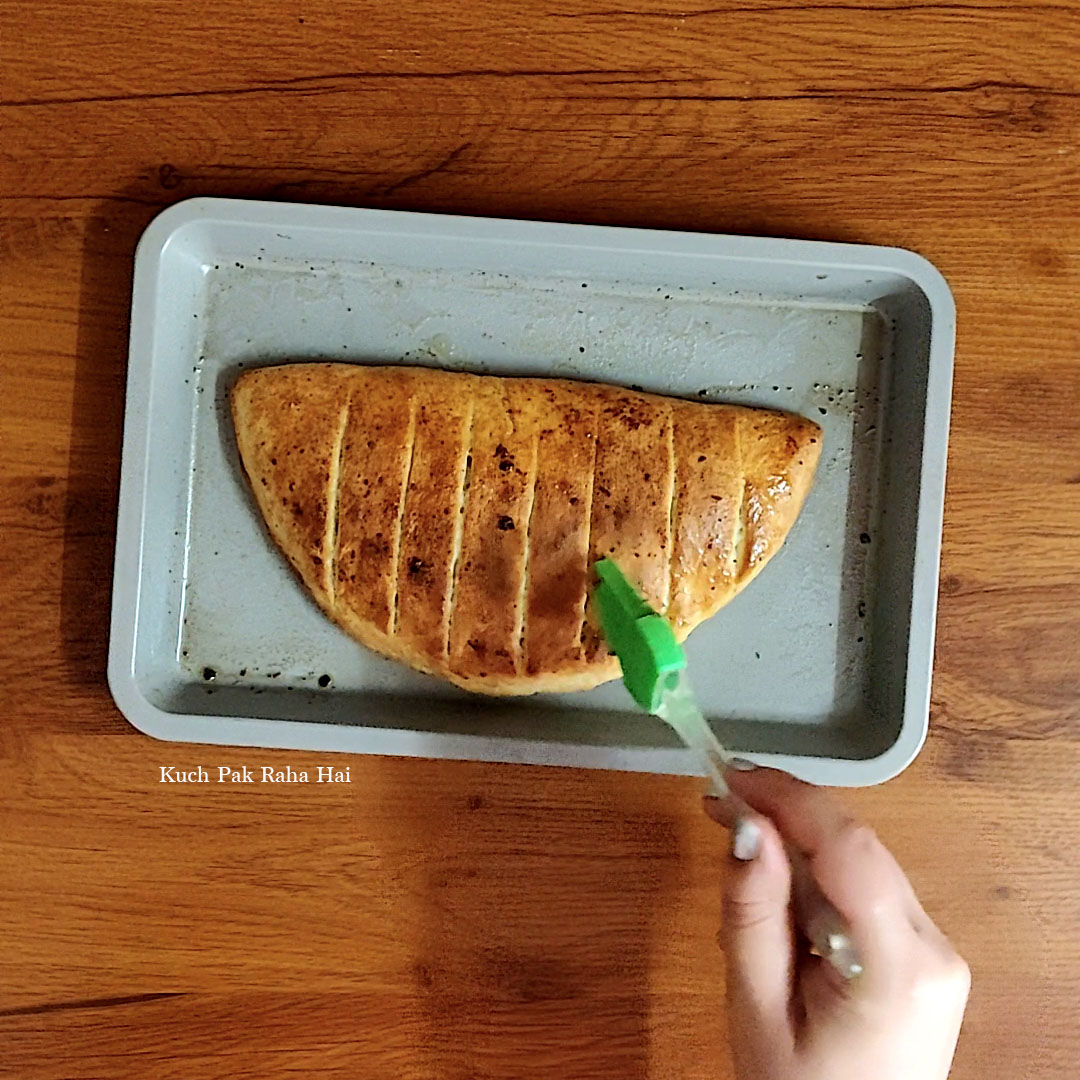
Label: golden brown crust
xmin=668 ymin=401 xmax=743 ymax=631
xmin=230 ymin=363 xmax=350 ymax=608
xmin=734 ymin=410 xmax=823 ymax=594
xmin=393 ymin=375 xmax=474 ymax=666
xmin=521 ymin=382 xmax=597 ymax=677
xmin=334 ymin=368 xmax=416 ymax=634
xmin=232 ymin=364 xmax=822 ymax=696
xmin=448 ymin=377 xmax=539 ymax=681
xmin=578 ymin=386 xmax=677 ymax=663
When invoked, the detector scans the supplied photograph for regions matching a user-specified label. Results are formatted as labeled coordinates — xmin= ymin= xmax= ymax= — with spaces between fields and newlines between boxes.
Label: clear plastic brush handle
xmin=658 ymin=674 xmax=863 ymax=981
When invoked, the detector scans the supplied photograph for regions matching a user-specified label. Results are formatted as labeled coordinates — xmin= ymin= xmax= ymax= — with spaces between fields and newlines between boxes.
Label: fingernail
xmin=726 ymin=757 xmax=758 ymax=772
xmin=732 ymin=816 xmax=762 ymax=861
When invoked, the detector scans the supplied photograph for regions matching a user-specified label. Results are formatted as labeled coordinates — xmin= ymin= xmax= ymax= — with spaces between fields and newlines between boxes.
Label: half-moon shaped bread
xmin=231 ymin=363 xmax=822 ymax=694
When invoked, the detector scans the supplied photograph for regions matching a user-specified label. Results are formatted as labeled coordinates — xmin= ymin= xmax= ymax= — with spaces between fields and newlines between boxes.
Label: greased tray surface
xmin=108 ymin=198 xmax=954 ymax=784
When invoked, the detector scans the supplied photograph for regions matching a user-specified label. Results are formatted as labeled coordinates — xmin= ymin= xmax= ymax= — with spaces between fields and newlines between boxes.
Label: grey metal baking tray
xmin=108 ymin=198 xmax=954 ymax=784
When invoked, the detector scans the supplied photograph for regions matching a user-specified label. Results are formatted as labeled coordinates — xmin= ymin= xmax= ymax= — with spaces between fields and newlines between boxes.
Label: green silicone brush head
xmin=593 ymin=558 xmax=687 ymax=714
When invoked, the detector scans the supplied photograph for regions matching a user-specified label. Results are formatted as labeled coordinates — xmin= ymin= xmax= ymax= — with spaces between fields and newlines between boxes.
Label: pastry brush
xmin=593 ymin=557 xmax=862 ymax=980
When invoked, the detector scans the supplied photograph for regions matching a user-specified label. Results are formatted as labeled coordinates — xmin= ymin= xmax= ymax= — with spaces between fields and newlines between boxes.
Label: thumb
xmin=712 ymin=809 xmax=796 ymax=1054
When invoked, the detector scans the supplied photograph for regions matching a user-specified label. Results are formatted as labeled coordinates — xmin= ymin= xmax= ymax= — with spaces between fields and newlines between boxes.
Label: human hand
xmin=706 ymin=767 xmax=970 ymax=1080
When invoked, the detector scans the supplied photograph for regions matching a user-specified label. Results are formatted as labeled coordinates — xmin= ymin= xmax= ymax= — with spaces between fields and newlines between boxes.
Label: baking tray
xmin=108 ymin=197 xmax=954 ymax=785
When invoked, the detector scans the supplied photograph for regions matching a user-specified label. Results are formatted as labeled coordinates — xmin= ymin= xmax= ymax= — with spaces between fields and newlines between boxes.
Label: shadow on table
xmin=60 ymin=197 xmax=160 ymax=727
xmin=397 ymin=763 xmax=684 ymax=1080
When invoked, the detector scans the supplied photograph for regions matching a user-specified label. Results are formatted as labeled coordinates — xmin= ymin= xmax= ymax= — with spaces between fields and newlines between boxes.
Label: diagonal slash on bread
xmin=231 ymin=363 xmax=822 ymax=694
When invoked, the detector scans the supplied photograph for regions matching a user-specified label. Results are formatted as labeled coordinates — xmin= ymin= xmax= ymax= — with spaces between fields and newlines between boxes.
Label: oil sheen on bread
xmin=231 ymin=363 xmax=822 ymax=695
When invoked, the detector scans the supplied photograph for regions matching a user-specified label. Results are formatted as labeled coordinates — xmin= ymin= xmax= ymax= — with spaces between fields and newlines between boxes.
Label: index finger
xmin=725 ymin=767 xmax=857 ymax=858
xmin=726 ymin=767 xmax=916 ymax=904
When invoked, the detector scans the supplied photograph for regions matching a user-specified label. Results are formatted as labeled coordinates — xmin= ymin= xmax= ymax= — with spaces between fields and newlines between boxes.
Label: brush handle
xmin=729 ymin=780 xmax=862 ymax=980
xmin=664 ymin=696 xmax=862 ymax=980
xmin=788 ymin=845 xmax=863 ymax=979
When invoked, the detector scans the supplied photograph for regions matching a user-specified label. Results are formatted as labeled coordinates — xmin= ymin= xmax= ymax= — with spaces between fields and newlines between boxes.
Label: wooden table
xmin=2 ymin=2 xmax=1078 ymax=1077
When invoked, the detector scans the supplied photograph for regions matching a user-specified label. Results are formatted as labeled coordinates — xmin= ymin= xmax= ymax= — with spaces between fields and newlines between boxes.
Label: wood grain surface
xmin=2 ymin=1 xmax=1078 ymax=1077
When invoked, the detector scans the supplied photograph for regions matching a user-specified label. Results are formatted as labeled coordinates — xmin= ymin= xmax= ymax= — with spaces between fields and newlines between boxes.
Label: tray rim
xmin=107 ymin=196 xmax=955 ymax=786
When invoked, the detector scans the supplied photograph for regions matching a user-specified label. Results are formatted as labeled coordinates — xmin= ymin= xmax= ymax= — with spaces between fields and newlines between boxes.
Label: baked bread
xmin=231 ymin=363 xmax=822 ymax=694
